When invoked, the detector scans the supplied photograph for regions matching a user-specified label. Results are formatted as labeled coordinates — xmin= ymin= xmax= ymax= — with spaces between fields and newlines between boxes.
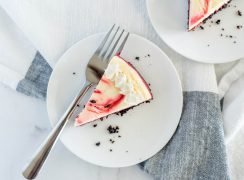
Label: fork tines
xmin=96 ymin=24 xmax=130 ymax=62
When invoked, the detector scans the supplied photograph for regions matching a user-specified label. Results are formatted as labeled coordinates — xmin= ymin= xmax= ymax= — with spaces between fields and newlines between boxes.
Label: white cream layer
xmin=104 ymin=57 xmax=145 ymax=105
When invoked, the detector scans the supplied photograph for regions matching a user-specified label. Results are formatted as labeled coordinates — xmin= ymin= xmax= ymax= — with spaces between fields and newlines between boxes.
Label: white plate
xmin=47 ymin=33 xmax=183 ymax=167
xmin=146 ymin=0 xmax=244 ymax=63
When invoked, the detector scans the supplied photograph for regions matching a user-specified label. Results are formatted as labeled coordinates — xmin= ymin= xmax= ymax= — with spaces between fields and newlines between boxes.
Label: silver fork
xmin=22 ymin=25 xmax=130 ymax=180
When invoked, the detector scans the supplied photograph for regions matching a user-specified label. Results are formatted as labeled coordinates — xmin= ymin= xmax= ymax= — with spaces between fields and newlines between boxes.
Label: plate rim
xmin=146 ymin=0 xmax=243 ymax=64
xmin=46 ymin=32 xmax=183 ymax=167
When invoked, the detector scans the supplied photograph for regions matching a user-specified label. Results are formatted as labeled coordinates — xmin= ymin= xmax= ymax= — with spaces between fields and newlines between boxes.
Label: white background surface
xmin=0 ymin=83 xmax=152 ymax=180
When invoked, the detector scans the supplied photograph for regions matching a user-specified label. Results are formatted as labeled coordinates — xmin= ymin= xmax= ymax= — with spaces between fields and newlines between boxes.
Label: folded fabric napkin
xmin=0 ymin=1 xmax=244 ymax=179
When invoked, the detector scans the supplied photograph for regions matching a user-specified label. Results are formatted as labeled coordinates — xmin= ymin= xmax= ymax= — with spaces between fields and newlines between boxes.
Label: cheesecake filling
xmin=104 ymin=59 xmax=144 ymax=105
xmin=189 ymin=0 xmax=230 ymax=30
xmin=75 ymin=55 xmax=152 ymax=126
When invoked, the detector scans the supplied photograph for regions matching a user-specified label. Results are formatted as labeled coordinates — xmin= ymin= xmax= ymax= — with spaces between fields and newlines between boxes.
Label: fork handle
xmin=22 ymin=81 xmax=93 ymax=179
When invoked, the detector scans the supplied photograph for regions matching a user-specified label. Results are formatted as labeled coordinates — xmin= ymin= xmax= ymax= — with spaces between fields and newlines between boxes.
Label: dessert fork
xmin=22 ymin=24 xmax=130 ymax=179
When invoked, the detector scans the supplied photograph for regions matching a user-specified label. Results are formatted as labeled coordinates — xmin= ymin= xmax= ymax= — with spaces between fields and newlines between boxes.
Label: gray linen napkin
xmin=140 ymin=92 xmax=229 ymax=180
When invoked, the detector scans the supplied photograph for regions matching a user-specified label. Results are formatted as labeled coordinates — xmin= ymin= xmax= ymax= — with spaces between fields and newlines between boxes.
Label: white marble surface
xmin=0 ymin=83 xmax=152 ymax=180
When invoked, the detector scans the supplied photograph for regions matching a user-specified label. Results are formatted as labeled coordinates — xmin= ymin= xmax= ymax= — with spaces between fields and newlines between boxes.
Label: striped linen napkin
xmin=0 ymin=1 xmax=244 ymax=179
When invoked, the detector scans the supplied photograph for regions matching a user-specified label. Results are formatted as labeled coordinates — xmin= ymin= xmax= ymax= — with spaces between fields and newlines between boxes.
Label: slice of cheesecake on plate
xmin=188 ymin=0 xmax=231 ymax=30
xmin=75 ymin=55 xmax=153 ymax=126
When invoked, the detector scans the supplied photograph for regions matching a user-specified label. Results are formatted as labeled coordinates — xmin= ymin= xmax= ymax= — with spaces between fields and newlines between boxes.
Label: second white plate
xmin=147 ymin=0 xmax=244 ymax=63
xmin=47 ymin=33 xmax=183 ymax=167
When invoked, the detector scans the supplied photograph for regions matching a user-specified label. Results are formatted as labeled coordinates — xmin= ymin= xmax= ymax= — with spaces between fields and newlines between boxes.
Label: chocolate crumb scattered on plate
xmin=95 ymin=142 xmax=100 ymax=146
xmin=237 ymin=25 xmax=243 ymax=29
xmin=107 ymin=125 xmax=120 ymax=134
xmin=90 ymin=100 xmax=96 ymax=103
xmin=109 ymin=139 xmax=115 ymax=143
xmin=215 ymin=19 xmax=221 ymax=25
xmin=237 ymin=10 xmax=242 ymax=16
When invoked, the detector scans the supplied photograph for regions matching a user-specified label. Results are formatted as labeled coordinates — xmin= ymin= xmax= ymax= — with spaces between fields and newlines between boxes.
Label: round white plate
xmin=146 ymin=0 xmax=244 ymax=63
xmin=47 ymin=33 xmax=183 ymax=167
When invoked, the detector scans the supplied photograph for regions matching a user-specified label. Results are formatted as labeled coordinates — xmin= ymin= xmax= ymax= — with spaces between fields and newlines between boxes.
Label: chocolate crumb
xmin=237 ymin=25 xmax=243 ymax=29
xmin=73 ymin=72 xmax=76 ymax=75
xmin=109 ymin=139 xmax=115 ymax=144
xmin=118 ymin=135 xmax=121 ymax=138
xmin=229 ymin=35 xmax=233 ymax=38
xmin=215 ymin=19 xmax=221 ymax=25
xmin=146 ymin=100 xmax=150 ymax=103
xmin=116 ymin=106 xmax=135 ymax=116
xmin=100 ymin=117 xmax=104 ymax=121
xmin=234 ymin=41 xmax=237 ymax=44
xmin=110 ymin=149 xmax=113 ymax=152
xmin=90 ymin=100 xmax=96 ymax=103
xmin=95 ymin=142 xmax=100 ymax=146
xmin=237 ymin=10 xmax=242 ymax=16
xmin=211 ymin=21 xmax=214 ymax=23
xmin=77 ymin=104 xmax=80 ymax=107
xmin=83 ymin=105 xmax=85 ymax=108
xmin=148 ymin=83 xmax=151 ymax=86
xmin=104 ymin=104 xmax=111 ymax=108
xmin=135 ymin=56 xmax=140 ymax=61
xmin=93 ymin=124 xmax=97 ymax=128
xmin=220 ymin=34 xmax=223 ymax=37
xmin=147 ymin=54 xmax=150 ymax=57
xmin=207 ymin=44 xmax=210 ymax=47
xmin=221 ymin=28 xmax=225 ymax=31
xmin=199 ymin=26 xmax=204 ymax=30
xmin=107 ymin=125 xmax=119 ymax=134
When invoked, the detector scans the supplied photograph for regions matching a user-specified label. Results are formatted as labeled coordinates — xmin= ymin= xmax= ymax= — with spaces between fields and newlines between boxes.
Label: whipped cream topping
xmin=104 ymin=62 xmax=143 ymax=105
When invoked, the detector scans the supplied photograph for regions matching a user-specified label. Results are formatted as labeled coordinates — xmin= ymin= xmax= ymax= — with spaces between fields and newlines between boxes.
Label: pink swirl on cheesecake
xmin=190 ymin=0 xmax=209 ymax=24
xmin=86 ymin=94 xmax=125 ymax=114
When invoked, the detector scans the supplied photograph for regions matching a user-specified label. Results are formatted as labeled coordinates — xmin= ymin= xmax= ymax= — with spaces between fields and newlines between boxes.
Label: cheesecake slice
xmin=188 ymin=0 xmax=230 ymax=30
xmin=75 ymin=55 xmax=152 ymax=126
